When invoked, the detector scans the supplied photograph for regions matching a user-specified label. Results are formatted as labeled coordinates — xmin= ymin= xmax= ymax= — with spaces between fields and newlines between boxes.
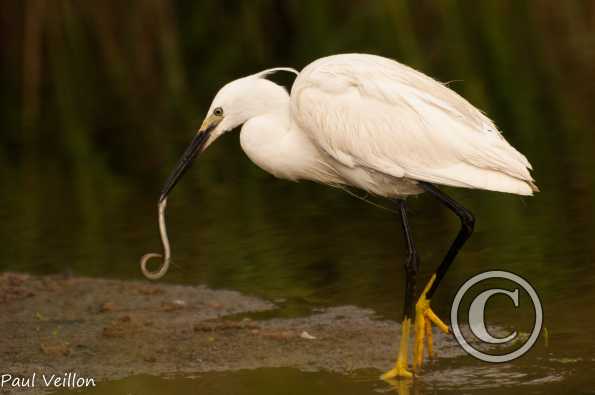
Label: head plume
xmin=251 ymin=67 xmax=299 ymax=80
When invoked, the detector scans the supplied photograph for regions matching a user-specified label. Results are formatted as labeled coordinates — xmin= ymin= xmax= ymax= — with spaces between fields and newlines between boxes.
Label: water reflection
xmin=50 ymin=366 xmax=585 ymax=395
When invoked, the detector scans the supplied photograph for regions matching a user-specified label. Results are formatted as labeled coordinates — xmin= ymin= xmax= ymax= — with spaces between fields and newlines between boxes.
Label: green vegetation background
xmin=1 ymin=1 xmax=594 ymax=313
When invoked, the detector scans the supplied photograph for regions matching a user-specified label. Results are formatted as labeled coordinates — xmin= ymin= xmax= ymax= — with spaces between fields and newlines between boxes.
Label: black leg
xmin=398 ymin=199 xmax=419 ymax=320
xmin=380 ymin=199 xmax=420 ymax=379
xmin=419 ymin=182 xmax=475 ymax=299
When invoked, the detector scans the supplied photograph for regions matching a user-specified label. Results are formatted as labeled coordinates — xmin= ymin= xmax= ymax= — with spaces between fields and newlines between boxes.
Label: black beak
xmin=159 ymin=127 xmax=213 ymax=202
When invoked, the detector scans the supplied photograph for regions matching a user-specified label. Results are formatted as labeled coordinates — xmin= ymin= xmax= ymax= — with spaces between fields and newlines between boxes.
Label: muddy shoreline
xmin=1 ymin=272 xmax=462 ymax=391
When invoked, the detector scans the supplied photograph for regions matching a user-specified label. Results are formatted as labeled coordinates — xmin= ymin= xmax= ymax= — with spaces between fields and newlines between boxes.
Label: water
xmin=4 ymin=137 xmax=595 ymax=394
xmin=3 ymin=1 xmax=595 ymax=393
xmin=47 ymin=368 xmax=591 ymax=395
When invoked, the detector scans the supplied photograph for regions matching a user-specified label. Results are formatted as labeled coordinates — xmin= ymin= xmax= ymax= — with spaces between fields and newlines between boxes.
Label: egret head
xmin=159 ymin=68 xmax=298 ymax=202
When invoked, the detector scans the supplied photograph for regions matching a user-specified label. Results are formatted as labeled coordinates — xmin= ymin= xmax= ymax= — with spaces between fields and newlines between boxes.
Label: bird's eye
xmin=213 ymin=107 xmax=224 ymax=117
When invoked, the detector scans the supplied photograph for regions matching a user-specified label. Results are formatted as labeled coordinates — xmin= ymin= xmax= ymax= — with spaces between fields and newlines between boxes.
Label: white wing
xmin=290 ymin=54 xmax=538 ymax=196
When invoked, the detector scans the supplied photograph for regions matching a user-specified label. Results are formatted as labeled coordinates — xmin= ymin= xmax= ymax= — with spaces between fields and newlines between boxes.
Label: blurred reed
xmin=0 ymin=0 xmax=594 ymax=283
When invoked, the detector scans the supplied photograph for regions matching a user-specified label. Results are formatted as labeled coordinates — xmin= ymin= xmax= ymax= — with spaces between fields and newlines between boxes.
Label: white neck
xmin=239 ymin=102 xmax=340 ymax=184
xmin=239 ymin=103 xmax=293 ymax=179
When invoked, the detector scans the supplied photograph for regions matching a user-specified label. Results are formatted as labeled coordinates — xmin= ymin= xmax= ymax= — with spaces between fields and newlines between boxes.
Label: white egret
xmin=140 ymin=53 xmax=537 ymax=379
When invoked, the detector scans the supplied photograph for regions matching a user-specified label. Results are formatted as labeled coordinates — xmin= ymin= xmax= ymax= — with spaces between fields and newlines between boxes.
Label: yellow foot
xmin=381 ymin=318 xmax=413 ymax=380
xmin=413 ymin=274 xmax=450 ymax=371
xmin=381 ymin=364 xmax=413 ymax=380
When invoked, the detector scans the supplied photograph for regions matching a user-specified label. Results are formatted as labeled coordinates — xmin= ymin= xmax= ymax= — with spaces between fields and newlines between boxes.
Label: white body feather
xmin=216 ymin=53 xmax=537 ymax=197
